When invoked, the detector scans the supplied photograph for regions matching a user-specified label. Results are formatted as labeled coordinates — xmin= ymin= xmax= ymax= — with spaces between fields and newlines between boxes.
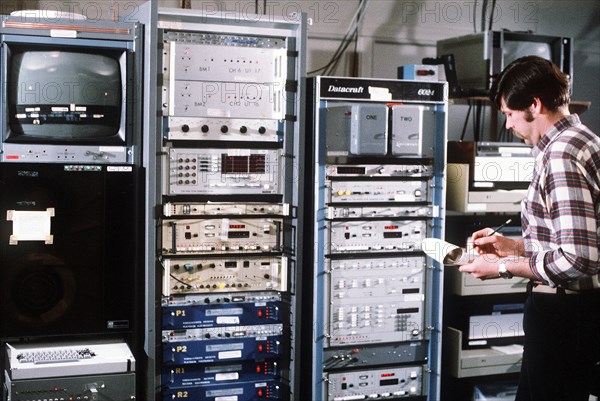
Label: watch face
xmin=499 ymin=262 xmax=513 ymax=279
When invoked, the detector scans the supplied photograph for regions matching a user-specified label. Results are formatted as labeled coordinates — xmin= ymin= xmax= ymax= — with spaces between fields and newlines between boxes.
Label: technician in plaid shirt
xmin=460 ymin=56 xmax=600 ymax=401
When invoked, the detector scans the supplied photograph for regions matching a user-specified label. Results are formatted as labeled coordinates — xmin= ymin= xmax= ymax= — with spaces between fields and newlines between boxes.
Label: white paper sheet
xmin=7 ymin=208 xmax=54 ymax=245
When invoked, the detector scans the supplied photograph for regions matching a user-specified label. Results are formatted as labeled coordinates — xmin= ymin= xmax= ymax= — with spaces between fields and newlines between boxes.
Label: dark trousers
xmin=516 ymin=290 xmax=600 ymax=401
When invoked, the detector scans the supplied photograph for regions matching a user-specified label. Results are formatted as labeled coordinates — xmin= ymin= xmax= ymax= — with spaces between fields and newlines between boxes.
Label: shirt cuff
xmin=530 ymin=252 xmax=555 ymax=287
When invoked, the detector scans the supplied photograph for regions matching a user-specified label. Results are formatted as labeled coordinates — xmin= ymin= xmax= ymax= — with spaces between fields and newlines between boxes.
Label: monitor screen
xmin=436 ymin=31 xmax=571 ymax=93
xmin=6 ymin=45 xmax=125 ymax=144
xmin=503 ymin=40 xmax=552 ymax=68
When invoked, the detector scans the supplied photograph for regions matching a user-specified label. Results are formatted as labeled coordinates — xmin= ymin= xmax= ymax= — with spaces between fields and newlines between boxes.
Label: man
xmin=459 ymin=55 xmax=600 ymax=401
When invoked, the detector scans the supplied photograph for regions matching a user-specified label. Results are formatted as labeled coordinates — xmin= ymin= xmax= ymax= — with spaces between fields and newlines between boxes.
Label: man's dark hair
xmin=489 ymin=55 xmax=570 ymax=112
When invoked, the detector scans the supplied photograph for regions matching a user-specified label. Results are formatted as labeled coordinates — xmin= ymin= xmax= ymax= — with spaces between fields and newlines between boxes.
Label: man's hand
xmin=459 ymin=254 xmax=502 ymax=280
xmin=471 ymin=228 xmax=524 ymax=257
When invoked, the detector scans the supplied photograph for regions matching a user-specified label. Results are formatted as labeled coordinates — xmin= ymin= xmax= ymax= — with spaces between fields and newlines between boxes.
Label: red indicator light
xmin=258 ymin=389 xmax=264 ymax=397
xmin=416 ymin=69 xmax=434 ymax=76
xmin=258 ymin=310 xmax=264 ymax=317
xmin=5 ymin=155 xmax=19 ymax=160
xmin=256 ymin=365 xmax=262 ymax=373
xmin=258 ymin=344 xmax=264 ymax=352
xmin=381 ymin=373 xmax=396 ymax=377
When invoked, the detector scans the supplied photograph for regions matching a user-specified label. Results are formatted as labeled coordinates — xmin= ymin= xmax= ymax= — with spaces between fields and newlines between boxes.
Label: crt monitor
xmin=0 ymin=15 xmax=141 ymax=164
xmin=5 ymin=43 xmax=127 ymax=145
xmin=436 ymin=30 xmax=572 ymax=95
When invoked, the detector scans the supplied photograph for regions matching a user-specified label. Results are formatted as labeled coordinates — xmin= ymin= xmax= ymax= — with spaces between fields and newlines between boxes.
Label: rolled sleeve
xmin=530 ymin=252 xmax=555 ymax=286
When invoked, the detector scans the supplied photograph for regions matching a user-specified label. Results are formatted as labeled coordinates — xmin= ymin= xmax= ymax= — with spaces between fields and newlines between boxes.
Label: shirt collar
xmin=531 ymin=114 xmax=581 ymax=159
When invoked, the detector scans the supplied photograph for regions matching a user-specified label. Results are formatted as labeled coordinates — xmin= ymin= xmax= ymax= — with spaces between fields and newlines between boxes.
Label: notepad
xmin=421 ymin=237 xmax=476 ymax=265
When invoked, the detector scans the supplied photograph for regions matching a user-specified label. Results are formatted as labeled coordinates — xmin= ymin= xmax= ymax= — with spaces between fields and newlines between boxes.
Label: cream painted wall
xmin=25 ymin=0 xmax=600 ymax=135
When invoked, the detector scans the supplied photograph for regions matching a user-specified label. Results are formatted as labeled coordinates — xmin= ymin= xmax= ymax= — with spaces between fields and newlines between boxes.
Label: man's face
xmin=500 ymin=98 xmax=540 ymax=145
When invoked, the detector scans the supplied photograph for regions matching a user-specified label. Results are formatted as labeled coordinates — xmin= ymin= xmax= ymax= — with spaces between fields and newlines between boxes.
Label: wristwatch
xmin=498 ymin=260 xmax=514 ymax=279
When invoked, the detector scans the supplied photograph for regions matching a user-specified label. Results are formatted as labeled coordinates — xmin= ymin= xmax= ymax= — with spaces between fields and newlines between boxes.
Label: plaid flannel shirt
xmin=521 ymin=114 xmax=600 ymax=290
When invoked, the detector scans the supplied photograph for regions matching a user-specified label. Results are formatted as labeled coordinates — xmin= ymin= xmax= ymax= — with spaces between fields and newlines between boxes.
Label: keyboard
xmin=17 ymin=348 xmax=95 ymax=364
xmin=7 ymin=342 xmax=134 ymax=380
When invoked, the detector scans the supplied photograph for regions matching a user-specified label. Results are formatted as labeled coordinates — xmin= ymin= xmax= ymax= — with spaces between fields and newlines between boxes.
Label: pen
xmin=488 ymin=218 xmax=512 ymax=236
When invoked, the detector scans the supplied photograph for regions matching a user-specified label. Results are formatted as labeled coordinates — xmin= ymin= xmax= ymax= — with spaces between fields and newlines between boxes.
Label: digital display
xmin=249 ymin=155 xmax=266 ymax=173
xmin=380 ymin=379 xmax=399 ymax=386
xmin=384 ymin=225 xmax=398 ymax=230
xmin=229 ymin=224 xmax=246 ymax=229
xmin=228 ymin=231 xmax=250 ymax=239
xmin=383 ymin=232 xmax=403 ymax=238
xmin=221 ymin=154 xmax=266 ymax=174
xmin=396 ymin=307 xmax=420 ymax=314
xmin=336 ymin=166 xmax=366 ymax=175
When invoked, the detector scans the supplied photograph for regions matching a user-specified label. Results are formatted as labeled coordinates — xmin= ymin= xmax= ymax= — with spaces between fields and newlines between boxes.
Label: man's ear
xmin=530 ymin=97 xmax=543 ymax=115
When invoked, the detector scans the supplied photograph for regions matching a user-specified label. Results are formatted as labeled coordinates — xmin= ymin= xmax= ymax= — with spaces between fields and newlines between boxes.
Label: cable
xmin=481 ymin=105 xmax=486 ymax=140
xmin=308 ymin=0 xmax=369 ymax=76
xmin=309 ymin=4 xmax=362 ymax=75
xmin=324 ymin=30 xmax=358 ymax=76
xmin=481 ymin=0 xmax=488 ymax=32
xmin=473 ymin=103 xmax=483 ymax=142
xmin=157 ymin=255 xmax=191 ymax=289
xmin=324 ymin=1 xmax=367 ymax=76
xmin=460 ymin=105 xmax=472 ymax=141
xmin=350 ymin=26 xmax=360 ymax=77
xmin=488 ymin=0 xmax=497 ymax=31
xmin=340 ymin=1 xmax=364 ymax=77
xmin=473 ymin=0 xmax=478 ymax=33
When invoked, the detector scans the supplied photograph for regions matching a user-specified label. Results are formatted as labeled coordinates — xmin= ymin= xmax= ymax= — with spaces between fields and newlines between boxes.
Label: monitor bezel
xmin=0 ymin=35 xmax=134 ymax=147
xmin=493 ymin=31 xmax=572 ymax=82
